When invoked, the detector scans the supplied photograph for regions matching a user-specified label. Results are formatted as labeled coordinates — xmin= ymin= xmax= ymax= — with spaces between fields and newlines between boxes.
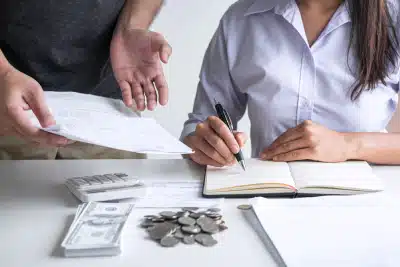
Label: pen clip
xmin=223 ymin=109 xmax=233 ymax=131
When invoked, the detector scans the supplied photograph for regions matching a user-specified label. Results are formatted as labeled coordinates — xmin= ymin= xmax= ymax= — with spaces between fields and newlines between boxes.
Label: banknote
xmin=61 ymin=202 xmax=133 ymax=257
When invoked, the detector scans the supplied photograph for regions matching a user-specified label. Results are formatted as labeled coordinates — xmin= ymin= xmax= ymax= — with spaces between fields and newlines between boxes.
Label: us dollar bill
xmin=61 ymin=202 xmax=133 ymax=257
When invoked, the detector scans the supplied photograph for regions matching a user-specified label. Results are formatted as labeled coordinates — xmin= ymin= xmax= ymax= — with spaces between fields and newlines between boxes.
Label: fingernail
xmin=272 ymin=156 xmax=278 ymax=161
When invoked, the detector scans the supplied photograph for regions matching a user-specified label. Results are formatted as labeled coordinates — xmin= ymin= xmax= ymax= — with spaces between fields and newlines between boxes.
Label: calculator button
xmin=105 ymin=174 xmax=124 ymax=182
xmin=83 ymin=177 xmax=101 ymax=185
xmin=96 ymin=175 xmax=113 ymax=184
xmin=114 ymin=173 xmax=128 ymax=178
xmin=70 ymin=178 xmax=89 ymax=187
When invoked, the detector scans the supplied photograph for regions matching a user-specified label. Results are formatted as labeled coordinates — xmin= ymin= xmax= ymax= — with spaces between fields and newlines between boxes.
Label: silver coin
xmin=159 ymin=211 xmax=177 ymax=219
xmin=189 ymin=213 xmax=202 ymax=219
xmin=174 ymin=228 xmax=185 ymax=239
xmin=148 ymin=222 xmax=177 ymax=240
xmin=196 ymin=216 xmax=214 ymax=227
xmin=152 ymin=217 xmax=165 ymax=223
xmin=182 ymin=235 xmax=195 ymax=245
xmin=144 ymin=215 xmax=157 ymax=219
xmin=207 ymin=208 xmax=221 ymax=213
xmin=219 ymin=224 xmax=228 ymax=231
xmin=200 ymin=222 xmax=219 ymax=234
xmin=182 ymin=207 xmax=199 ymax=212
xmin=140 ymin=220 xmax=155 ymax=228
xmin=237 ymin=204 xmax=252 ymax=210
xmin=194 ymin=233 xmax=218 ymax=247
xmin=206 ymin=212 xmax=222 ymax=219
xmin=178 ymin=216 xmax=196 ymax=226
xmin=181 ymin=225 xmax=201 ymax=234
xmin=202 ymin=235 xmax=218 ymax=247
xmin=213 ymin=219 xmax=224 ymax=225
xmin=175 ymin=211 xmax=185 ymax=217
xmin=160 ymin=236 xmax=180 ymax=247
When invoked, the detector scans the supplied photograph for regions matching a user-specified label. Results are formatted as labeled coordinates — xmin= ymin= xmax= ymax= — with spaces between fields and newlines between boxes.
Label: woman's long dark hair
xmin=348 ymin=0 xmax=399 ymax=100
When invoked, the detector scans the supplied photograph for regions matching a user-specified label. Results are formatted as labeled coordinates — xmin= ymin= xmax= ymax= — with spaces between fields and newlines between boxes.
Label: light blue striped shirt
xmin=181 ymin=0 xmax=400 ymax=157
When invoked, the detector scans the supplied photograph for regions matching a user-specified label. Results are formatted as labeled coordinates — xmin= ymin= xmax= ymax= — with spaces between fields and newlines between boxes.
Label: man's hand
xmin=0 ymin=66 xmax=69 ymax=146
xmin=110 ymin=28 xmax=172 ymax=111
xmin=260 ymin=120 xmax=352 ymax=162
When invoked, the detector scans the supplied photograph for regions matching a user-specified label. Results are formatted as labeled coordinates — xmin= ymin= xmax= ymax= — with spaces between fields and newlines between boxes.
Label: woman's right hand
xmin=184 ymin=116 xmax=247 ymax=167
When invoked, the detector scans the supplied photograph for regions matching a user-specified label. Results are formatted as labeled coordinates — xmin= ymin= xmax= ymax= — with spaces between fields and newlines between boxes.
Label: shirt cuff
xmin=180 ymin=122 xmax=198 ymax=142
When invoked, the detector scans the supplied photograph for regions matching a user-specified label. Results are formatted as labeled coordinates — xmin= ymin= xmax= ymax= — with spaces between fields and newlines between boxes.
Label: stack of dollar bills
xmin=61 ymin=202 xmax=134 ymax=257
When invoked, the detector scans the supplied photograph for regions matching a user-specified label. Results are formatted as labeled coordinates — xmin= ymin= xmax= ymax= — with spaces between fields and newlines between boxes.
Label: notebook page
xmin=289 ymin=161 xmax=384 ymax=191
xmin=205 ymin=159 xmax=295 ymax=192
xmin=250 ymin=195 xmax=400 ymax=267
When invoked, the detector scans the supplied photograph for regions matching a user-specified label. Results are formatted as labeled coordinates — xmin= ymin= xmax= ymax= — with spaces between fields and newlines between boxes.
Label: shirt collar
xmin=244 ymin=0 xmax=293 ymax=17
xmin=244 ymin=0 xmax=350 ymax=23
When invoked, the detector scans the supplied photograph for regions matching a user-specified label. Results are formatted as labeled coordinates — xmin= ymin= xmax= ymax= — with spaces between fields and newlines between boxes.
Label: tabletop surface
xmin=1 ymin=159 xmax=400 ymax=267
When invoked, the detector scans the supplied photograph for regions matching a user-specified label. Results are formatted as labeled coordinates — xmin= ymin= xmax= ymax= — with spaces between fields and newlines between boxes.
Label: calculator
xmin=65 ymin=173 xmax=146 ymax=202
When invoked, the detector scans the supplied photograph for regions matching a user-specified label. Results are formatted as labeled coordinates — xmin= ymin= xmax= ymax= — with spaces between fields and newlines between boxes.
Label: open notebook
xmin=203 ymin=159 xmax=384 ymax=197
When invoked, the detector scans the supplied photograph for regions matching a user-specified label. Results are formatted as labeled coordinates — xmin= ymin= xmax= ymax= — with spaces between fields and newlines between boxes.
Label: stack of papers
xmin=27 ymin=92 xmax=192 ymax=155
xmin=246 ymin=194 xmax=400 ymax=267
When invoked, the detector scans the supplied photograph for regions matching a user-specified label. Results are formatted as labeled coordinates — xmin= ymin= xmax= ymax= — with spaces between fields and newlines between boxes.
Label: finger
xmin=143 ymin=79 xmax=157 ymax=111
xmin=24 ymin=87 xmax=55 ymax=127
xmin=153 ymin=72 xmax=168 ymax=106
xmin=190 ymin=135 xmax=227 ymax=165
xmin=208 ymin=116 xmax=240 ymax=154
xmin=189 ymin=149 xmax=224 ymax=167
xmin=132 ymin=72 xmax=146 ymax=111
xmin=151 ymin=33 xmax=172 ymax=63
xmin=271 ymin=148 xmax=313 ymax=162
xmin=261 ymin=137 xmax=311 ymax=160
xmin=196 ymin=122 xmax=235 ymax=163
xmin=119 ymin=81 xmax=133 ymax=107
xmin=160 ymin=43 xmax=172 ymax=63
xmin=7 ymin=105 xmax=68 ymax=145
xmin=233 ymin=132 xmax=247 ymax=148
xmin=261 ymin=127 xmax=303 ymax=157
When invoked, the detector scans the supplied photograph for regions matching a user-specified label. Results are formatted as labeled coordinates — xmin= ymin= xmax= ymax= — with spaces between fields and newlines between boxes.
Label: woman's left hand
xmin=260 ymin=120 xmax=354 ymax=162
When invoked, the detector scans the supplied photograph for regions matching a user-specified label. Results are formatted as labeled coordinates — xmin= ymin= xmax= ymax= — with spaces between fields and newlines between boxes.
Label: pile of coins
xmin=140 ymin=208 xmax=227 ymax=247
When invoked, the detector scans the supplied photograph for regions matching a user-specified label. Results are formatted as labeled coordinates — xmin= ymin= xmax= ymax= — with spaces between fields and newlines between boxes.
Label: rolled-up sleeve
xmin=180 ymin=18 xmax=248 ymax=141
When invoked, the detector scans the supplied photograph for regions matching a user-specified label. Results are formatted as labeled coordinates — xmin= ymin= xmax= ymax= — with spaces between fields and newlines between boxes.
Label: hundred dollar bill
xmin=61 ymin=202 xmax=133 ymax=257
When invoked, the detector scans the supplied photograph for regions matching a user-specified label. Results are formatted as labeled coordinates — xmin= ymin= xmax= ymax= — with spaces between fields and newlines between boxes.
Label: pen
xmin=214 ymin=100 xmax=246 ymax=171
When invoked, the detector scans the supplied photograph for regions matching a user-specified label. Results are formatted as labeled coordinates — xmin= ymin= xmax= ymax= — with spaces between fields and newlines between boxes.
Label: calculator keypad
xmin=68 ymin=173 xmax=134 ymax=188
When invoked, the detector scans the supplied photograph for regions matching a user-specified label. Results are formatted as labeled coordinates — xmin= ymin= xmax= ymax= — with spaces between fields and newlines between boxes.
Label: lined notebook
xmin=203 ymin=159 xmax=384 ymax=197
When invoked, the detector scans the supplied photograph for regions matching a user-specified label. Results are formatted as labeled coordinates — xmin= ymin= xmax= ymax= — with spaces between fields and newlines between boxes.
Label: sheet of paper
xmin=205 ymin=159 xmax=295 ymax=192
xmin=27 ymin=91 xmax=192 ymax=154
xmin=133 ymin=180 xmax=223 ymax=208
xmin=289 ymin=161 xmax=384 ymax=191
xmin=249 ymin=194 xmax=400 ymax=267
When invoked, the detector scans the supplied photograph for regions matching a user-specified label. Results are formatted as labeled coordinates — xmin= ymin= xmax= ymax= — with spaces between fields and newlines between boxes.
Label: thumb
xmin=233 ymin=132 xmax=247 ymax=148
xmin=25 ymin=86 xmax=55 ymax=128
xmin=151 ymin=33 xmax=172 ymax=64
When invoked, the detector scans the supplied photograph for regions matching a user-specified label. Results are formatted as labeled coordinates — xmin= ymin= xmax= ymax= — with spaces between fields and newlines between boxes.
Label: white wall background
xmin=142 ymin=0 xmax=252 ymax=158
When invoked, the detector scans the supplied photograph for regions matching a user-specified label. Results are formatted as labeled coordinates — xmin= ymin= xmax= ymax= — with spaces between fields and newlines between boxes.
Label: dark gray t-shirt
xmin=0 ymin=0 xmax=125 ymax=98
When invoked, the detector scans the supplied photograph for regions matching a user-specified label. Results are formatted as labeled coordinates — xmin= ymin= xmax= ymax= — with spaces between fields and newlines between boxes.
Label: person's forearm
xmin=345 ymin=132 xmax=400 ymax=164
xmin=0 ymin=49 xmax=13 ymax=75
xmin=116 ymin=0 xmax=164 ymax=31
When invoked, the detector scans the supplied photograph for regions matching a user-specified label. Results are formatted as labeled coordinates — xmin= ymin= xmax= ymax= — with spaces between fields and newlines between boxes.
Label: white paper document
xmin=134 ymin=180 xmax=223 ymax=208
xmin=27 ymin=92 xmax=192 ymax=154
xmin=248 ymin=194 xmax=400 ymax=267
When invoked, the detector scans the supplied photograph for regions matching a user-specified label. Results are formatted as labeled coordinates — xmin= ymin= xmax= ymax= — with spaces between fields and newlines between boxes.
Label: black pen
xmin=214 ymin=100 xmax=246 ymax=171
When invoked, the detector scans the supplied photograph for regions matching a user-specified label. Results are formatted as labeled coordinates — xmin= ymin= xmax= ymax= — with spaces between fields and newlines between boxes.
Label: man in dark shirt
xmin=0 ymin=0 xmax=172 ymax=159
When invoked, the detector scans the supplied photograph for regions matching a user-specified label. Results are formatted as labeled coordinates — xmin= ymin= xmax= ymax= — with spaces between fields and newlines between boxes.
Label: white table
xmin=1 ymin=159 xmax=400 ymax=267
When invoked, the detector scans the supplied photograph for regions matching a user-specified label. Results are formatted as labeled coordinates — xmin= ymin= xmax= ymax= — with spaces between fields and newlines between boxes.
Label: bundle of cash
xmin=61 ymin=202 xmax=134 ymax=257
xmin=140 ymin=207 xmax=227 ymax=247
